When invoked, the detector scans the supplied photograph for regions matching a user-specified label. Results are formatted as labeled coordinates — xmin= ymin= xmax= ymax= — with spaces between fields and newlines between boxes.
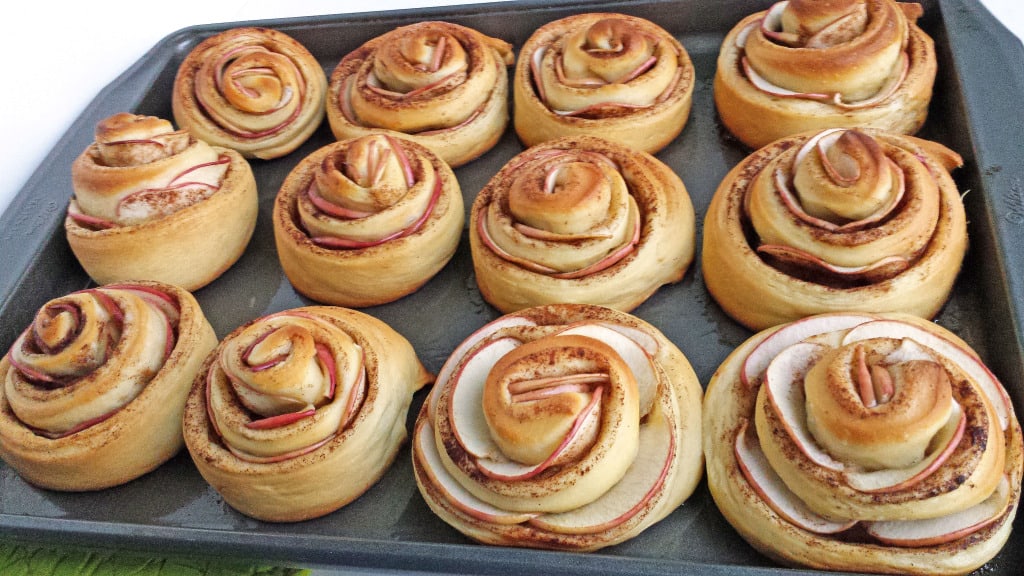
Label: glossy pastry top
xmin=4 ymin=284 xmax=180 ymax=438
xmin=738 ymin=0 xmax=917 ymax=108
xmin=173 ymin=27 xmax=327 ymax=159
xmin=69 ymin=113 xmax=229 ymax=229
xmin=702 ymin=312 xmax=1022 ymax=574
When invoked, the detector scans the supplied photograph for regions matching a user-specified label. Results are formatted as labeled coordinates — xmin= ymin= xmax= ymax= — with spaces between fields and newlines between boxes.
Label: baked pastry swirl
xmin=274 ymin=134 xmax=463 ymax=307
xmin=183 ymin=306 xmax=431 ymax=522
xmin=470 ymin=135 xmax=695 ymax=313
xmin=715 ymin=0 xmax=937 ymax=149
xmin=413 ymin=304 xmax=703 ymax=551
xmin=172 ymin=27 xmax=327 ymax=160
xmin=327 ymin=21 xmax=514 ymax=168
xmin=65 ymin=112 xmax=258 ymax=291
xmin=0 ymin=282 xmax=216 ymax=491
xmin=514 ymin=13 xmax=694 ymax=154
xmin=702 ymin=128 xmax=966 ymax=331
xmin=703 ymin=312 xmax=1022 ymax=574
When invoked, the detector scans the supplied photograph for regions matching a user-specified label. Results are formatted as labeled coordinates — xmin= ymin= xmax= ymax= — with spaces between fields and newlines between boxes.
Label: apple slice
xmin=557 ymin=322 xmax=658 ymax=417
xmin=742 ymin=313 xmax=874 ymax=388
xmin=527 ymin=401 xmax=675 ymax=534
xmin=734 ymin=419 xmax=856 ymax=534
xmin=414 ymin=419 xmax=537 ymax=525
xmin=227 ymin=433 xmax=335 ymax=464
xmin=476 ymin=387 xmax=603 ymax=481
xmin=843 ymin=320 xmax=1011 ymax=430
xmin=866 ymin=475 xmax=1011 ymax=547
xmin=845 ymin=402 xmax=965 ymax=493
xmin=447 ymin=337 xmax=521 ymax=460
xmin=757 ymin=245 xmax=911 ymax=281
xmin=592 ymin=322 xmax=659 ymax=356
xmin=428 ymin=316 xmax=537 ymax=421
xmin=245 ymin=408 xmax=316 ymax=430
xmin=763 ymin=341 xmax=845 ymax=471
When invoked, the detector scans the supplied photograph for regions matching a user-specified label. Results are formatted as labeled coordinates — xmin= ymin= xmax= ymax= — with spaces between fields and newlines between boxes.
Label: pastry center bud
xmin=376 ymin=29 xmax=468 ymax=91
xmin=34 ymin=305 xmax=80 ymax=352
xmin=508 ymin=162 xmax=612 ymax=234
xmin=93 ymin=113 xmax=190 ymax=167
xmin=780 ymin=0 xmax=866 ymax=46
xmin=315 ymin=136 xmax=409 ymax=211
xmin=564 ymin=18 xmax=655 ymax=83
xmin=804 ymin=338 xmax=956 ymax=470
xmin=792 ymin=130 xmax=897 ymax=223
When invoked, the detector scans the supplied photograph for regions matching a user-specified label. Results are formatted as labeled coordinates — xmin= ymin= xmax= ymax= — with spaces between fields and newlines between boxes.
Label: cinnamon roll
xmin=182 ymin=306 xmax=432 ymax=522
xmin=0 ymin=282 xmax=216 ymax=491
xmin=702 ymin=128 xmax=966 ymax=331
xmin=413 ymin=304 xmax=703 ymax=551
xmin=715 ymin=0 xmax=937 ymax=149
xmin=326 ymin=21 xmax=514 ymax=168
xmin=470 ymin=135 xmax=695 ymax=314
xmin=65 ymin=113 xmax=258 ymax=291
xmin=703 ymin=312 xmax=1022 ymax=574
xmin=173 ymin=27 xmax=327 ymax=160
xmin=274 ymin=134 xmax=463 ymax=307
xmin=514 ymin=13 xmax=694 ymax=154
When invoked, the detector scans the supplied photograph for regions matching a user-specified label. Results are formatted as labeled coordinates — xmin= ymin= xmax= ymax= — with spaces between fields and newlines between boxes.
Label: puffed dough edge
xmin=0 ymin=283 xmax=217 ymax=491
xmin=701 ymin=131 xmax=966 ymax=332
xmin=413 ymin=303 xmax=704 ymax=551
xmin=714 ymin=11 xmax=937 ymax=150
xmin=182 ymin=306 xmax=432 ymax=522
xmin=702 ymin=316 xmax=1023 ymax=575
xmin=273 ymin=139 xmax=464 ymax=308
xmin=65 ymin=148 xmax=258 ymax=292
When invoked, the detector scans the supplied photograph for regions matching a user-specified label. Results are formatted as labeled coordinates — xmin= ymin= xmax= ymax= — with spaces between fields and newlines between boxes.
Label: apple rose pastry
xmin=65 ymin=112 xmax=258 ymax=291
xmin=0 ymin=282 xmax=216 ymax=491
xmin=703 ymin=312 xmax=1022 ymax=574
xmin=274 ymin=134 xmax=463 ymax=307
xmin=183 ymin=306 xmax=431 ymax=522
xmin=470 ymin=135 xmax=695 ymax=313
xmin=702 ymin=128 xmax=966 ymax=331
xmin=715 ymin=0 xmax=936 ymax=149
xmin=413 ymin=304 xmax=703 ymax=551
xmin=514 ymin=13 xmax=694 ymax=154
xmin=326 ymin=21 xmax=514 ymax=168
xmin=172 ymin=27 xmax=327 ymax=160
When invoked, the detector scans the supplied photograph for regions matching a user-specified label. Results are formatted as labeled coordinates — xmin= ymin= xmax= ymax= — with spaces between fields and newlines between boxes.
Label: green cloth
xmin=0 ymin=543 xmax=309 ymax=576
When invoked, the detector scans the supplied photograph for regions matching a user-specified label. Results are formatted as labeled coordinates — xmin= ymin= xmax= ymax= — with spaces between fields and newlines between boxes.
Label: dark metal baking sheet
xmin=1 ymin=0 xmax=1023 ymax=574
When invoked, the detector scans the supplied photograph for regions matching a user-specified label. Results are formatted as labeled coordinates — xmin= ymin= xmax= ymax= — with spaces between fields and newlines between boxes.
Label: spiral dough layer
xmin=182 ymin=306 xmax=431 ymax=522
xmin=470 ymin=135 xmax=695 ymax=314
xmin=327 ymin=21 xmax=514 ymax=168
xmin=0 ymin=282 xmax=216 ymax=491
xmin=703 ymin=312 xmax=1022 ymax=575
xmin=65 ymin=113 xmax=258 ymax=291
xmin=514 ymin=12 xmax=694 ymax=154
xmin=702 ymin=128 xmax=966 ymax=331
xmin=173 ymin=27 xmax=327 ymax=160
xmin=274 ymin=134 xmax=464 ymax=307
xmin=715 ymin=0 xmax=937 ymax=149
xmin=413 ymin=304 xmax=703 ymax=551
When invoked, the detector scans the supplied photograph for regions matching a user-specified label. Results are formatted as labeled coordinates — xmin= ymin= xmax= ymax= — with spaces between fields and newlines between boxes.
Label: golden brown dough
xmin=173 ymin=27 xmax=327 ymax=160
xmin=182 ymin=306 xmax=432 ymax=522
xmin=514 ymin=13 xmax=694 ymax=154
xmin=326 ymin=21 xmax=513 ymax=168
xmin=715 ymin=0 xmax=937 ymax=149
xmin=273 ymin=134 xmax=463 ymax=307
xmin=703 ymin=312 xmax=1022 ymax=574
xmin=65 ymin=113 xmax=258 ymax=291
xmin=702 ymin=128 xmax=966 ymax=331
xmin=470 ymin=135 xmax=695 ymax=314
xmin=0 ymin=282 xmax=216 ymax=491
xmin=413 ymin=304 xmax=703 ymax=551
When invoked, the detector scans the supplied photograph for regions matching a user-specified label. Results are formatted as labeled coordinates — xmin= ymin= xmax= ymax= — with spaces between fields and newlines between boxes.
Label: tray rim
xmin=1 ymin=0 xmax=1023 ymax=574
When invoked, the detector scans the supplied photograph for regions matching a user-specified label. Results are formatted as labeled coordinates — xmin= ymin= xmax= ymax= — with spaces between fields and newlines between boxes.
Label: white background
xmin=0 ymin=0 xmax=1018 ymax=215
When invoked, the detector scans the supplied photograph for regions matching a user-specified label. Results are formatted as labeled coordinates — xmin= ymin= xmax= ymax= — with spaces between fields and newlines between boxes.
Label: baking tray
xmin=1 ymin=0 xmax=1023 ymax=574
